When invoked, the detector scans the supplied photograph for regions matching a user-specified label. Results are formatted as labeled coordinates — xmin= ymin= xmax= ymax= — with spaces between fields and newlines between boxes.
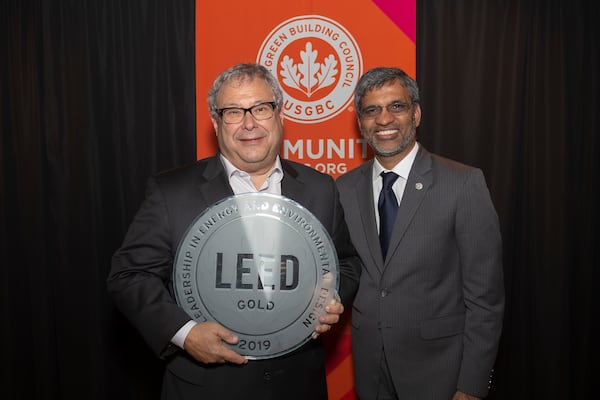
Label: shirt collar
xmin=219 ymin=154 xmax=283 ymax=191
xmin=372 ymin=142 xmax=420 ymax=182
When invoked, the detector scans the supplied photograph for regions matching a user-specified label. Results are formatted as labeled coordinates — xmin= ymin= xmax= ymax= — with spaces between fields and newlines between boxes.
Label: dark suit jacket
xmin=108 ymin=155 xmax=361 ymax=399
xmin=336 ymin=145 xmax=504 ymax=400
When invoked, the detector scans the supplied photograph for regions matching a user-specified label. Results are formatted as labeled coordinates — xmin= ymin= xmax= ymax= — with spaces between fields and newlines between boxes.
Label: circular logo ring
xmin=173 ymin=193 xmax=340 ymax=359
xmin=257 ymin=15 xmax=363 ymax=124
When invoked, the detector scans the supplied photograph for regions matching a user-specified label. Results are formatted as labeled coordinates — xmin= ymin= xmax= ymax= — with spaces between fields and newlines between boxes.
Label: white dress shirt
xmin=371 ymin=142 xmax=419 ymax=233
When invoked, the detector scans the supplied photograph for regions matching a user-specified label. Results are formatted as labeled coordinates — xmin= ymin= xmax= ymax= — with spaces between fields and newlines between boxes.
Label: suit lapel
xmin=280 ymin=159 xmax=305 ymax=202
xmin=384 ymin=146 xmax=433 ymax=267
xmin=354 ymin=162 xmax=386 ymax=272
xmin=197 ymin=156 xmax=234 ymax=206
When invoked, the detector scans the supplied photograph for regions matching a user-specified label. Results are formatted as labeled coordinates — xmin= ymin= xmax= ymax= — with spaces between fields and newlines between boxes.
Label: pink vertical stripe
xmin=372 ymin=0 xmax=416 ymax=43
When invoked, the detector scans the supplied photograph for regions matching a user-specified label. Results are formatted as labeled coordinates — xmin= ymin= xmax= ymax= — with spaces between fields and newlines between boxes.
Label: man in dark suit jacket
xmin=107 ymin=63 xmax=361 ymax=399
xmin=336 ymin=67 xmax=504 ymax=400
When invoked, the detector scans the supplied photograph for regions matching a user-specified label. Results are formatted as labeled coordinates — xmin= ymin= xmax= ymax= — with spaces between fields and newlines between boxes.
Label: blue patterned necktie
xmin=378 ymin=171 xmax=399 ymax=259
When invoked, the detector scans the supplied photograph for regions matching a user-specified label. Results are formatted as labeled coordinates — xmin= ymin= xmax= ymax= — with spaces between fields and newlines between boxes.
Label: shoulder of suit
xmin=281 ymin=159 xmax=334 ymax=182
xmin=336 ymin=160 xmax=371 ymax=186
xmin=428 ymin=152 xmax=479 ymax=175
xmin=153 ymin=157 xmax=217 ymax=184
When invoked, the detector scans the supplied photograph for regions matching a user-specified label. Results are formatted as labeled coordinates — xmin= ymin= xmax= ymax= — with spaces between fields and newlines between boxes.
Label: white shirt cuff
xmin=171 ymin=320 xmax=197 ymax=349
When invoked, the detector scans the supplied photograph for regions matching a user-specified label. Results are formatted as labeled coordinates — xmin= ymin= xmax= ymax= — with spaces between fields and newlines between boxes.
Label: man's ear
xmin=211 ymin=118 xmax=219 ymax=135
xmin=413 ymin=104 xmax=422 ymax=128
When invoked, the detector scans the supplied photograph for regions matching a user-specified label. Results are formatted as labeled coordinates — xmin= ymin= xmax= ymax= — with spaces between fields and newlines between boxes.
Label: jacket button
xmin=263 ymin=371 xmax=272 ymax=381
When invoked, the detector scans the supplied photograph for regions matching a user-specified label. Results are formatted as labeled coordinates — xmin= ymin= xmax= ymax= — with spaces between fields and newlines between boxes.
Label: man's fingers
xmin=221 ymin=347 xmax=247 ymax=364
xmin=185 ymin=322 xmax=247 ymax=365
xmin=311 ymin=298 xmax=345 ymax=340
xmin=215 ymin=326 xmax=240 ymax=345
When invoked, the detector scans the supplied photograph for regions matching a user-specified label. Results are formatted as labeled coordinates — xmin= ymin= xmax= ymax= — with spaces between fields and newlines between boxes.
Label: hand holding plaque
xmin=173 ymin=193 xmax=340 ymax=359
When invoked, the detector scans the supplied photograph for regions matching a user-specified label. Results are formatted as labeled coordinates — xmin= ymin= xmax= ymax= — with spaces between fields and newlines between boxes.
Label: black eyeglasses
xmin=216 ymin=102 xmax=277 ymax=124
xmin=359 ymin=101 xmax=413 ymax=119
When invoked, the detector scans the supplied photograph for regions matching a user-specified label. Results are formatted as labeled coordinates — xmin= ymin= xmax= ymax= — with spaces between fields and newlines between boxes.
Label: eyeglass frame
xmin=358 ymin=101 xmax=415 ymax=120
xmin=215 ymin=101 xmax=278 ymax=124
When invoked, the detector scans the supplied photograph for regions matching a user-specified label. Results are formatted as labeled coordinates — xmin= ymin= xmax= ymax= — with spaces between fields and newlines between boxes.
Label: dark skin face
xmin=358 ymin=80 xmax=421 ymax=170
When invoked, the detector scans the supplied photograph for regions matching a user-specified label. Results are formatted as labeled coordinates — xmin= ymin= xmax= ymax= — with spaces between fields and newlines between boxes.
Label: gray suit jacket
xmin=108 ymin=155 xmax=361 ymax=399
xmin=336 ymin=145 xmax=504 ymax=400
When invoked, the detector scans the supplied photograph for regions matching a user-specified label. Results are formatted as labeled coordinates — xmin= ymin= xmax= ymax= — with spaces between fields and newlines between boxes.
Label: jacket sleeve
xmin=456 ymin=169 xmax=505 ymax=397
xmin=330 ymin=179 xmax=362 ymax=306
xmin=107 ymin=177 xmax=191 ymax=358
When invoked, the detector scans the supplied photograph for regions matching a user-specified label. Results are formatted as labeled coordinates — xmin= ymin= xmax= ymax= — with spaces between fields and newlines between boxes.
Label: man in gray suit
xmin=336 ymin=67 xmax=504 ymax=400
xmin=108 ymin=63 xmax=361 ymax=399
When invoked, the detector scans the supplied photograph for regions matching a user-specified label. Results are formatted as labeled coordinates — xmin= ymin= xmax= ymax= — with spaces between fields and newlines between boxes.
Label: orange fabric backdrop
xmin=196 ymin=1 xmax=415 ymax=397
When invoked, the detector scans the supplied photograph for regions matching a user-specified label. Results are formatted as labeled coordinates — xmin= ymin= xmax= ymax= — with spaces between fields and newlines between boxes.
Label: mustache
xmin=365 ymin=118 xmax=417 ymax=157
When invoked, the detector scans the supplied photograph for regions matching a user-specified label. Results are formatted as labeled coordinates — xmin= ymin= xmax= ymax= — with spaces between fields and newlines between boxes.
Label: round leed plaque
xmin=173 ymin=193 xmax=340 ymax=359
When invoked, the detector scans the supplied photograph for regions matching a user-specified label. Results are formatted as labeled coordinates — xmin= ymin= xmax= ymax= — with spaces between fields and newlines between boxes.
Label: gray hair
xmin=207 ymin=63 xmax=284 ymax=120
xmin=354 ymin=67 xmax=420 ymax=115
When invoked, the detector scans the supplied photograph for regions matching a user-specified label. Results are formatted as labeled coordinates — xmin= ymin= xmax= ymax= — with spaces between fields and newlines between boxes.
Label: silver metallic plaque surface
xmin=173 ymin=193 xmax=340 ymax=359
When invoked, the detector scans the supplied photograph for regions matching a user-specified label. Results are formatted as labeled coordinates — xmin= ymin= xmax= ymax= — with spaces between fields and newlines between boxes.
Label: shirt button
xmin=380 ymin=289 xmax=387 ymax=297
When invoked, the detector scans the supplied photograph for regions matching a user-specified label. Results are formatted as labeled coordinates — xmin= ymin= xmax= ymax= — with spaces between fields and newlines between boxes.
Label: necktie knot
xmin=378 ymin=172 xmax=399 ymax=259
xmin=381 ymin=171 xmax=399 ymax=191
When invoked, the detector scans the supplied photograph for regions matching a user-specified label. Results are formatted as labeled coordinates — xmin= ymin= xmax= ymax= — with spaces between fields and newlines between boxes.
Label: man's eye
xmin=225 ymin=109 xmax=242 ymax=116
xmin=389 ymin=103 xmax=407 ymax=112
xmin=362 ymin=107 xmax=379 ymax=116
xmin=253 ymin=105 xmax=268 ymax=113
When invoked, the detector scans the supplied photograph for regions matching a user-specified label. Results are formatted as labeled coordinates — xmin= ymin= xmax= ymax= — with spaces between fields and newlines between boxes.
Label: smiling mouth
xmin=374 ymin=129 xmax=398 ymax=138
xmin=239 ymin=136 xmax=265 ymax=144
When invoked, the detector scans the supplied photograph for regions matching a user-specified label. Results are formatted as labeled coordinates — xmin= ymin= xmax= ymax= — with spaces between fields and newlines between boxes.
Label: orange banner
xmin=196 ymin=0 xmax=415 ymax=179
xmin=196 ymin=1 xmax=415 ymax=397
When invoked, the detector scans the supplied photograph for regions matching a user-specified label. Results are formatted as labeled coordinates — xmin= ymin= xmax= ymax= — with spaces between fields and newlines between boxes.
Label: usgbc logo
xmin=257 ymin=15 xmax=363 ymax=124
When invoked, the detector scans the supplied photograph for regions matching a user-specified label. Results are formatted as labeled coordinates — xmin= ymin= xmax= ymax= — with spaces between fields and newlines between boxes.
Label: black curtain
xmin=1 ymin=1 xmax=597 ymax=399
xmin=417 ymin=2 xmax=598 ymax=399
xmin=1 ymin=1 xmax=195 ymax=398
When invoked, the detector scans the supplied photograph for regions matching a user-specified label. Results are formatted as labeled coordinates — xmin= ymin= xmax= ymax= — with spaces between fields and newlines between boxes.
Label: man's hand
xmin=183 ymin=322 xmax=247 ymax=365
xmin=452 ymin=390 xmax=481 ymax=400
xmin=312 ymin=300 xmax=344 ymax=339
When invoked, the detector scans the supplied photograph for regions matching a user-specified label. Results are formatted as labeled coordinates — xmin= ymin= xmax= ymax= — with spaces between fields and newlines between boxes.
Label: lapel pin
xmin=415 ymin=182 xmax=423 ymax=190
